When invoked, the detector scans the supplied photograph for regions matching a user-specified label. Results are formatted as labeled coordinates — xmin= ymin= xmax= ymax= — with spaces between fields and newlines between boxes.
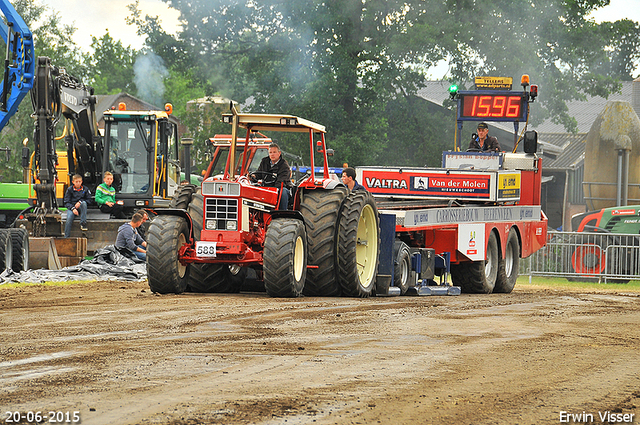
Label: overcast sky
xmin=38 ymin=0 xmax=640 ymax=79
xmin=38 ymin=0 xmax=181 ymax=51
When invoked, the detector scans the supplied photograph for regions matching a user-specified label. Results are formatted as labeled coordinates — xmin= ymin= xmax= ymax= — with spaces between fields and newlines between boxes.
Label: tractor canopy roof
xmin=222 ymin=112 xmax=326 ymax=134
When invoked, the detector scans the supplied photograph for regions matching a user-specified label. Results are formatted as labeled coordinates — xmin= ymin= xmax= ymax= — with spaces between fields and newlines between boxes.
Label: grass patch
xmin=517 ymin=275 xmax=640 ymax=292
xmin=0 ymin=279 xmax=99 ymax=289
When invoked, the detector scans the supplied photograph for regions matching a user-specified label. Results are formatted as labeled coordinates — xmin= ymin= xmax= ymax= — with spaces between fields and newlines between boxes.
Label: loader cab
xmin=103 ymin=109 xmax=180 ymax=209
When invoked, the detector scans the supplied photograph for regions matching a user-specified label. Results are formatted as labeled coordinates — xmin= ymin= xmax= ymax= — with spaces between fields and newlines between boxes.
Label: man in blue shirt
xmin=341 ymin=167 xmax=366 ymax=192
xmin=115 ymin=212 xmax=147 ymax=260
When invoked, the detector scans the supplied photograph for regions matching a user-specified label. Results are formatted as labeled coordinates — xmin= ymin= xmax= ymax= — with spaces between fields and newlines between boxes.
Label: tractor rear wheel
xmin=337 ymin=191 xmax=380 ymax=297
xmin=299 ymin=187 xmax=348 ymax=296
xmin=264 ymin=218 xmax=307 ymax=297
xmin=0 ymin=230 xmax=12 ymax=272
xmin=189 ymin=264 xmax=247 ymax=293
xmin=495 ymin=229 xmax=520 ymax=293
xmin=170 ymin=184 xmax=197 ymax=209
xmin=9 ymin=228 xmax=29 ymax=272
xmin=188 ymin=192 xmax=204 ymax=240
xmin=147 ymin=215 xmax=190 ymax=294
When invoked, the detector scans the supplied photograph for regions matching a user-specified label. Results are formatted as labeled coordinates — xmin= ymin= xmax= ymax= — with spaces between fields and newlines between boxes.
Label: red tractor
xmin=146 ymin=105 xmax=380 ymax=297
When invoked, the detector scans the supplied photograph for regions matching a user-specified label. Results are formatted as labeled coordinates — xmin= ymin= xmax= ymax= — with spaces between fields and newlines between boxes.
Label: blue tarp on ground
xmin=0 ymin=245 xmax=147 ymax=284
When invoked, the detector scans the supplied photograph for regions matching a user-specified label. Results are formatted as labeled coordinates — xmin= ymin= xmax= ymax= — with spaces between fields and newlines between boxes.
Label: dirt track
xmin=1 ymin=281 xmax=639 ymax=425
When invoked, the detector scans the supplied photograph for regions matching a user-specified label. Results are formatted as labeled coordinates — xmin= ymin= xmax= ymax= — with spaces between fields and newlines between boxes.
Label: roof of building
xmin=532 ymin=81 xmax=637 ymax=133
xmin=95 ymin=93 xmax=160 ymax=124
xmin=538 ymin=133 xmax=587 ymax=170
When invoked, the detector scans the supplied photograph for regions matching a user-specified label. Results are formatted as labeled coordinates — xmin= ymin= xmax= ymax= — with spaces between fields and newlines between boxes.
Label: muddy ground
xmin=0 ymin=280 xmax=639 ymax=425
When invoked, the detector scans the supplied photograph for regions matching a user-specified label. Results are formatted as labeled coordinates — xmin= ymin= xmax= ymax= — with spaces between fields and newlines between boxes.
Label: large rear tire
xmin=299 ymin=188 xmax=348 ymax=296
xmin=0 ymin=230 xmax=12 ymax=272
xmin=170 ymin=184 xmax=197 ymax=209
xmin=451 ymin=231 xmax=498 ymax=294
xmin=147 ymin=215 xmax=190 ymax=294
xmin=337 ymin=191 xmax=380 ymax=297
xmin=494 ymin=229 xmax=520 ymax=293
xmin=264 ymin=218 xmax=307 ymax=297
xmin=393 ymin=240 xmax=411 ymax=295
xmin=188 ymin=192 xmax=204 ymax=240
xmin=189 ymin=264 xmax=247 ymax=293
xmin=185 ymin=192 xmax=247 ymax=292
xmin=9 ymin=228 xmax=29 ymax=272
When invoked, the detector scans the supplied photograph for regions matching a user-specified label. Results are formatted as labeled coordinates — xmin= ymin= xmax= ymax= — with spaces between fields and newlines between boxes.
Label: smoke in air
xmin=134 ymin=51 xmax=169 ymax=107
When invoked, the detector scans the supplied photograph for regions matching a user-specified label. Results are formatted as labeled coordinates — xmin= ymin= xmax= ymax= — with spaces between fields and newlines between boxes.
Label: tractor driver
xmin=251 ymin=142 xmax=292 ymax=209
xmin=468 ymin=122 xmax=501 ymax=152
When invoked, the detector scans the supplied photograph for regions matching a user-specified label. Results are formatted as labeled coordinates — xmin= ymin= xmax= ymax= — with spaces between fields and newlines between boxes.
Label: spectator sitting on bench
xmin=95 ymin=171 xmax=126 ymax=219
xmin=63 ymin=174 xmax=91 ymax=237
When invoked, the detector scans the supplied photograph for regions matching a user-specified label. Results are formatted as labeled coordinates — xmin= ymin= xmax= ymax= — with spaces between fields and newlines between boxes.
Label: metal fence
xmin=524 ymin=231 xmax=640 ymax=283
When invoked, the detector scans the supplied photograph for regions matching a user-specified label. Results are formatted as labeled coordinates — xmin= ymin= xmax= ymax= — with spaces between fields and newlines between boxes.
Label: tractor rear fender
xmin=270 ymin=209 xmax=305 ymax=222
xmin=152 ymin=208 xmax=195 ymax=243
xmin=297 ymin=178 xmax=345 ymax=191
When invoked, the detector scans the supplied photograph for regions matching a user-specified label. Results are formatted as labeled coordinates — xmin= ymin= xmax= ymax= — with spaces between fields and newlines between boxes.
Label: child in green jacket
xmin=95 ymin=171 xmax=126 ymax=219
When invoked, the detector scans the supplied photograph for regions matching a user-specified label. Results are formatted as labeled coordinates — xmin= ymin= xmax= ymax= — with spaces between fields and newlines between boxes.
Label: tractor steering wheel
xmin=250 ymin=171 xmax=277 ymax=186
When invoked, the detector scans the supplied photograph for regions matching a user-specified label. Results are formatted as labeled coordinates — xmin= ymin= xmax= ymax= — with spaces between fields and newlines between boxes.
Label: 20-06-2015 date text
xmin=4 ymin=411 xmax=80 ymax=423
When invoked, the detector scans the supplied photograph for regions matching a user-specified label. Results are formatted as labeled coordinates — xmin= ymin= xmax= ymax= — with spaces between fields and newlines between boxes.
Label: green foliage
xmin=84 ymin=33 xmax=136 ymax=94
xmin=1 ymin=0 xmax=639 ymax=183
xmin=126 ymin=0 xmax=640 ymax=165
xmin=0 ymin=0 xmax=87 ymax=183
xmin=384 ymin=95 xmax=455 ymax=167
xmin=439 ymin=0 xmax=636 ymax=132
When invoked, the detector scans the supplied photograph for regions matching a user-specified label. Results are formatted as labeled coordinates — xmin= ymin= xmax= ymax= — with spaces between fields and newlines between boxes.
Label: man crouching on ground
xmin=115 ymin=212 xmax=147 ymax=261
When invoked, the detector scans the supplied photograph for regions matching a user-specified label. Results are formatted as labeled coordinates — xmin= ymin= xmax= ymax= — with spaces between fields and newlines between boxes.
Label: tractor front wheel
xmin=264 ymin=218 xmax=307 ymax=297
xmin=147 ymin=215 xmax=190 ymax=294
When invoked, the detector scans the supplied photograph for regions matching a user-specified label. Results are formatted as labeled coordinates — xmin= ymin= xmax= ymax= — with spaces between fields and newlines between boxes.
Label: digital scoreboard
xmin=459 ymin=93 xmax=527 ymax=122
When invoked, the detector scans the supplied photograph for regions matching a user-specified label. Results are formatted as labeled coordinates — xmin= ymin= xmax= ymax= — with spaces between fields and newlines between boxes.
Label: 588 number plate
xmin=195 ymin=241 xmax=217 ymax=257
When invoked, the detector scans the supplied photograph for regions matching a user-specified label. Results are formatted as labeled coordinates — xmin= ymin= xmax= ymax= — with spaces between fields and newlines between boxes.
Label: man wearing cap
xmin=468 ymin=122 xmax=501 ymax=152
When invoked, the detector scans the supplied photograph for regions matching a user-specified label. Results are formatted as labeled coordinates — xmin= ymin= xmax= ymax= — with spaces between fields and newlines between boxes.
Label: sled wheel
xmin=451 ymin=232 xmax=498 ymax=294
xmin=495 ymin=229 xmax=520 ymax=293
xmin=393 ymin=240 xmax=411 ymax=295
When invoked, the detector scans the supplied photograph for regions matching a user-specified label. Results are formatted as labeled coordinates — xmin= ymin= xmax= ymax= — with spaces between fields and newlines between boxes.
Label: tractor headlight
xmin=206 ymin=220 xmax=217 ymax=230
xmin=226 ymin=220 xmax=237 ymax=231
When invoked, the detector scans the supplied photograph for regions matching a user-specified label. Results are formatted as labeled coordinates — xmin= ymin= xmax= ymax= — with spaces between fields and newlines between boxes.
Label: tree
xmin=130 ymin=0 xmax=640 ymax=167
xmin=84 ymin=32 xmax=137 ymax=94
xmin=432 ymin=0 xmax=640 ymax=132
xmin=0 ymin=0 xmax=86 ymax=183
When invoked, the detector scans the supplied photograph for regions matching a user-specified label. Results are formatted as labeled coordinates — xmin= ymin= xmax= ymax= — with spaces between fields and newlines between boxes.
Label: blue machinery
xmin=376 ymin=213 xmax=461 ymax=297
xmin=0 ymin=0 xmax=35 ymax=132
